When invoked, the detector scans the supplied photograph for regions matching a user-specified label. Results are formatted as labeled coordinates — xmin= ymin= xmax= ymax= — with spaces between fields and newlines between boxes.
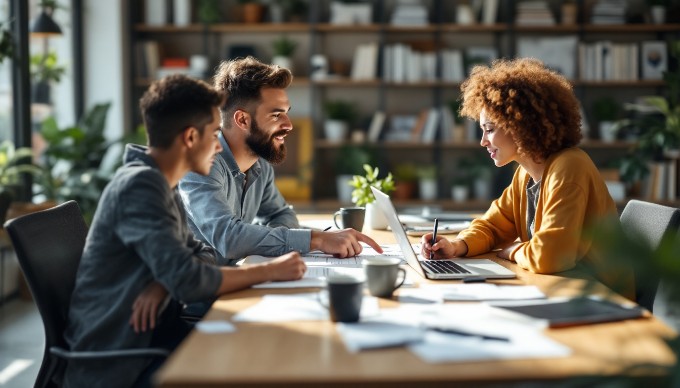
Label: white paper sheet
xmin=418 ymin=284 xmax=546 ymax=301
xmin=232 ymin=293 xmax=379 ymax=322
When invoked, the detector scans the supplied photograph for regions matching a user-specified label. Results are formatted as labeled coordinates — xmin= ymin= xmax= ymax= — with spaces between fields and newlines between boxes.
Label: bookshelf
xmin=124 ymin=0 xmax=680 ymax=210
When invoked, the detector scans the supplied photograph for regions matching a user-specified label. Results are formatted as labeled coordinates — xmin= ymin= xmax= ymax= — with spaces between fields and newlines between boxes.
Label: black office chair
xmin=3 ymin=200 xmax=169 ymax=388
xmin=619 ymin=199 xmax=680 ymax=313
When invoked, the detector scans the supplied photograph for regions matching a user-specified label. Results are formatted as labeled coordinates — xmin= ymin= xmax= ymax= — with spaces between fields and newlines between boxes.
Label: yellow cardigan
xmin=458 ymin=147 xmax=634 ymax=299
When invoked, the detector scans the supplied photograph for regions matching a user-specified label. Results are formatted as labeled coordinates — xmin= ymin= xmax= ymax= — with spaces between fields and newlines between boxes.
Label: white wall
xmin=81 ymin=0 xmax=124 ymax=140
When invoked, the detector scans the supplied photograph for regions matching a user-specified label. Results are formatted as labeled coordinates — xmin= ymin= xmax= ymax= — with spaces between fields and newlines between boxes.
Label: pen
xmin=323 ymin=226 xmax=332 ymax=231
xmin=430 ymin=218 xmax=438 ymax=259
xmin=430 ymin=327 xmax=510 ymax=342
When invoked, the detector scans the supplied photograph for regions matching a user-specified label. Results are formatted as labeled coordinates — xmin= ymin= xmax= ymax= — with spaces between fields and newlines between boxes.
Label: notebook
xmin=370 ymin=186 xmax=516 ymax=280
xmin=489 ymin=297 xmax=646 ymax=328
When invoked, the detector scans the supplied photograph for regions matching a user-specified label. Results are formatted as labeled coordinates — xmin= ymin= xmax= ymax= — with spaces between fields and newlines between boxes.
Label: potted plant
xmin=197 ymin=0 xmax=222 ymax=24
xmin=458 ymin=154 xmax=494 ymax=200
xmin=450 ymin=176 xmax=471 ymax=203
xmin=592 ymin=97 xmax=620 ymax=142
xmin=37 ymin=103 xmax=117 ymax=223
xmin=0 ymin=141 xmax=45 ymax=218
xmin=30 ymin=51 xmax=66 ymax=104
xmin=349 ymin=164 xmax=394 ymax=229
xmin=323 ymin=99 xmax=358 ymax=142
xmin=392 ymin=163 xmax=418 ymax=200
xmin=416 ymin=165 xmax=438 ymax=201
xmin=271 ymin=35 xmax=297 ymax=73
xmin=647 ymin=0 xmax=668 ymax=23
xmin=238 ymin=0 xmax=265 ymax=23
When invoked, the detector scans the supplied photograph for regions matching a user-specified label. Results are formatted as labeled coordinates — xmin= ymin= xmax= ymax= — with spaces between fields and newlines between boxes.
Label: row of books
xmin=579 ymin=40 xmax=667 ymax=81
xmin=366 ymin=107 xmax=475 ymax=144
xmin=352 ymin=43 xmax=498 ymax=83
xmin=643 ymin=160 xmax=678 ymax=202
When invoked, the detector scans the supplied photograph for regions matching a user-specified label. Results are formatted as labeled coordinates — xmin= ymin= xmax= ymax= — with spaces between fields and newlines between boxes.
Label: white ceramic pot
xmin=451 ymin=185 xmax=469 ymax=203
xmin=419 ymin=179 xmax=438 ymax=201
xmin=365 ymin=202 xmax=388 ymax=230
xmin=599 ymin=121 xmax=618 ymax=143
xmin=651 ymin=5 xmax=666 ymax=24
xmin=324 ymin=120 xmax=348 ymax=142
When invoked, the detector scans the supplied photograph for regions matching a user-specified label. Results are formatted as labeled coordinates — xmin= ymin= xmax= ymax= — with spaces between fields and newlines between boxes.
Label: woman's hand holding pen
xmin=420 ymin=235 xmax=468 ymax=259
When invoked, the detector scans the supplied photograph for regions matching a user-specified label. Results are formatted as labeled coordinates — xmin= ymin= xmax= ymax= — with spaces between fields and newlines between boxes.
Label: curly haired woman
xmin=421 ymin=58 xmax=633 ymax=299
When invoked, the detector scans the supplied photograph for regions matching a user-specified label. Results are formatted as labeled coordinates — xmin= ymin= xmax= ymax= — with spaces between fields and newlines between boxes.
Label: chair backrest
xmin=620 ymin=199 xmax=680 ymax=312
xmin=4 ymin=200 xmax=88 ymax=388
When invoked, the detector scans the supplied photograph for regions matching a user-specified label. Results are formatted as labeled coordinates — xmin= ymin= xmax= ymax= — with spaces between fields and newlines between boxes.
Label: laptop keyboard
xmin=421 ymin=260 xmax=472 ymax=274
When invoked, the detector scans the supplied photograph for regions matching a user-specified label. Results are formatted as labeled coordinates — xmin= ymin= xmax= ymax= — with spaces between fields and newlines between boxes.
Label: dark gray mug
xmin=363 ymin=257 xmax=406 ymax=298
xmin=333 ymin=207 xmax=365 ymax=231
xmin=320 ymin=274 xmax=364 ymax=322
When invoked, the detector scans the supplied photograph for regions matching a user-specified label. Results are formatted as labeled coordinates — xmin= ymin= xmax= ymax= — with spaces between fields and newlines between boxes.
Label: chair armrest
xmin=50 ymin=346 xmax=170 ymax=359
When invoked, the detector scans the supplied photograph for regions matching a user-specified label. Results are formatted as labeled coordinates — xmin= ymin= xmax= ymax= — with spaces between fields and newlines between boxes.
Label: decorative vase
xmin=650 ymin=5 xmax=665 ymax=24
xmin=323 ymin=120 xmax=348 ymax=142
xmin=419 ymin=179 xmax=437 ymax=201
xmin=365 ymin=202 xmax=388 ymax=230
xmin=451 ymin=185 xmax=469 ymax=203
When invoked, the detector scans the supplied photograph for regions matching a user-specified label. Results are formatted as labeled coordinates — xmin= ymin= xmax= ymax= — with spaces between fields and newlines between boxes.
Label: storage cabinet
xmin=124 ymin=0 xmax=680 ymax=210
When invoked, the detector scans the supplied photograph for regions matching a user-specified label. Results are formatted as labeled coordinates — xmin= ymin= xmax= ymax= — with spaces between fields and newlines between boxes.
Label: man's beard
xmin=245 ymin=118 xmax=287 ymax=165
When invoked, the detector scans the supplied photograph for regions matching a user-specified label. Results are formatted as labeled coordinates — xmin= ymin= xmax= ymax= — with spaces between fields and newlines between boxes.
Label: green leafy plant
xmin=323 ymin=99 xmax=358 ymax=124
xmin=416 ymin=165 xmax=437 ymax=180
xmin=393 ymin=163 xmax=419 ymax=183
xmin=37 ymin=103 xmax=115 ymax=223
xmin=349 ymin=164 xmax=395 ymax=206
xmin=592 ymin=96 xmax=620 ymax=122
xmin=271 ymin=35 xmax=297 ymax=57
xmin=30 ymin=51 xmax=66 ymax=84
xmin=335 ymin=144 xmax=373 ymax=175
xmin=197 ymin=0 xmax=221 ymax=24
xmin=0 ymin=140 xmax=44 ymax=187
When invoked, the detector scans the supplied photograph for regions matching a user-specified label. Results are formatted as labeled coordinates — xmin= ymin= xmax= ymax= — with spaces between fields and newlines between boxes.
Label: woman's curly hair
xmin=460 ymin=58 xmax=582 ymax=162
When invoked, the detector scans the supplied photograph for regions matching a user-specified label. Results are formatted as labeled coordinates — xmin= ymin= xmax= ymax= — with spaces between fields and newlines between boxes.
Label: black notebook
xmin=491 ymin=297 xmax=646 ymax=328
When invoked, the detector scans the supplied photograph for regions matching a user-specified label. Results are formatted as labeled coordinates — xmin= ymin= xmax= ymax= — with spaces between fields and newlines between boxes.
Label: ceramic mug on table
xmin=333 ymin=207 xmax=365 ymax=231
xmin=319 ymin=273 xmax=364 ymax=323
xmin=363 ymin=257 xmax=406 ymax=298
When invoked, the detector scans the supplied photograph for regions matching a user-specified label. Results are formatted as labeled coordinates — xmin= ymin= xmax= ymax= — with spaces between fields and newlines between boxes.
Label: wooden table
xmin=155 ymin=221 xmax=677 ymax=387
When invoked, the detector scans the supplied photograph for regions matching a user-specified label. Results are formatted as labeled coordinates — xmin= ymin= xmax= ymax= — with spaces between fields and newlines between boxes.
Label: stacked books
xmin=590 ymin=0 xmax=626 ymax=24
xmin=515 ymin=0 xmax=556 ymax=25
xmin=390 ymin=0 xmax=428 ymax=26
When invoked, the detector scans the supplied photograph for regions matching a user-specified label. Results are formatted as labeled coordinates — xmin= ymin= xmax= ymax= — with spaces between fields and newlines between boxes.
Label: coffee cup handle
xmin=394 ymin=268 xmax=407 ymax=290
xmin=333 ymin=211 xmax=342 ymax=229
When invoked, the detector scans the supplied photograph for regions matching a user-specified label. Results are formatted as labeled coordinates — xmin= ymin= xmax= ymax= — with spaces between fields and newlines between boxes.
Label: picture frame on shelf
xmin=641 ymin=40 xmax=668 ymax=80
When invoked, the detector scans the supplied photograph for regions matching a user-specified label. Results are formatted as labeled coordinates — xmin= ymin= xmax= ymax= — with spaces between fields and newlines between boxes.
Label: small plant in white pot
xmin=349 ymin=164 xmax=394 ymax=230
xmin=323 ymin=99 xmax=357 ymax=142
xmin=416 ymin=165 xmax=438 ymax=201
xmin=271 ymin=34 xmax=297 ymax=73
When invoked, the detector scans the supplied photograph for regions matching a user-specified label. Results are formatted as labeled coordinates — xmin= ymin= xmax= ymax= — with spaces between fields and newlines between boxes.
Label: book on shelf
xmin=590 ymin=0 xmax=626 ymax=24
xmin=172 ymin=0 xmax=191 ymax=26
xmin=440 ymin=49 xmax=464 ymax=82
xmin=641 ymin=41 xmax=668 ymax=80
xmin=390 ymin=0 xmax=428 ymax=26
xmin=385 ymin=115 xmax=418 ymax=142
xmin=350 ymin=43 xmax=378 ymax=80
xmin=578 ymin=41 xmax=638 ymax=81
xmin=515 ymin=0 xmax=555 ymax=26
xmin=420 ymin=108 xmax=441 ymax=143
xmin=135 ymin=41 xmax=161 ymax=80
xmin=367 ymin=111 xmax=386 ymax=143
xmin=482 ymin=0 xmax=499 ymax=25
xmin=410 ymin=109 xmax=429 ymax=141
xmin=517 ymin=36 xmax=578 ymax=80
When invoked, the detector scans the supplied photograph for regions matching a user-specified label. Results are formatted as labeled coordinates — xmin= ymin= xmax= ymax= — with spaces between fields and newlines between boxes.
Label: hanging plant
xmin=0 ymin=23 xmax=14 ymax=64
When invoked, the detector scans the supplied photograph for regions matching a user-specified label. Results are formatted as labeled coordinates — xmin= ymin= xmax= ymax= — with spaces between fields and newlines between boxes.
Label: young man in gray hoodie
xmin=63 ymin=74 xmax=306 ymax=388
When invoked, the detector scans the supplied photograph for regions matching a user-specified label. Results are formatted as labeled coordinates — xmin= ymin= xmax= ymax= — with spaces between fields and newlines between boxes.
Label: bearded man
xmin=178 ymin=57 xmax=381 ymax=268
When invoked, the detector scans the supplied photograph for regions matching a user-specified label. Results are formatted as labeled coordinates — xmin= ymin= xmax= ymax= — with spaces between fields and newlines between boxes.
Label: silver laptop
xmin=370 ymin=186 xmax=516 ymax=280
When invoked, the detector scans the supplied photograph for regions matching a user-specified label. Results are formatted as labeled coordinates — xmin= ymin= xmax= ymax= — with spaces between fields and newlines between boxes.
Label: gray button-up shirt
xmin=64 ymin=144 xmax=222 ymax=387
xmin=178 ymin=133 xmax=311 ymax=264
